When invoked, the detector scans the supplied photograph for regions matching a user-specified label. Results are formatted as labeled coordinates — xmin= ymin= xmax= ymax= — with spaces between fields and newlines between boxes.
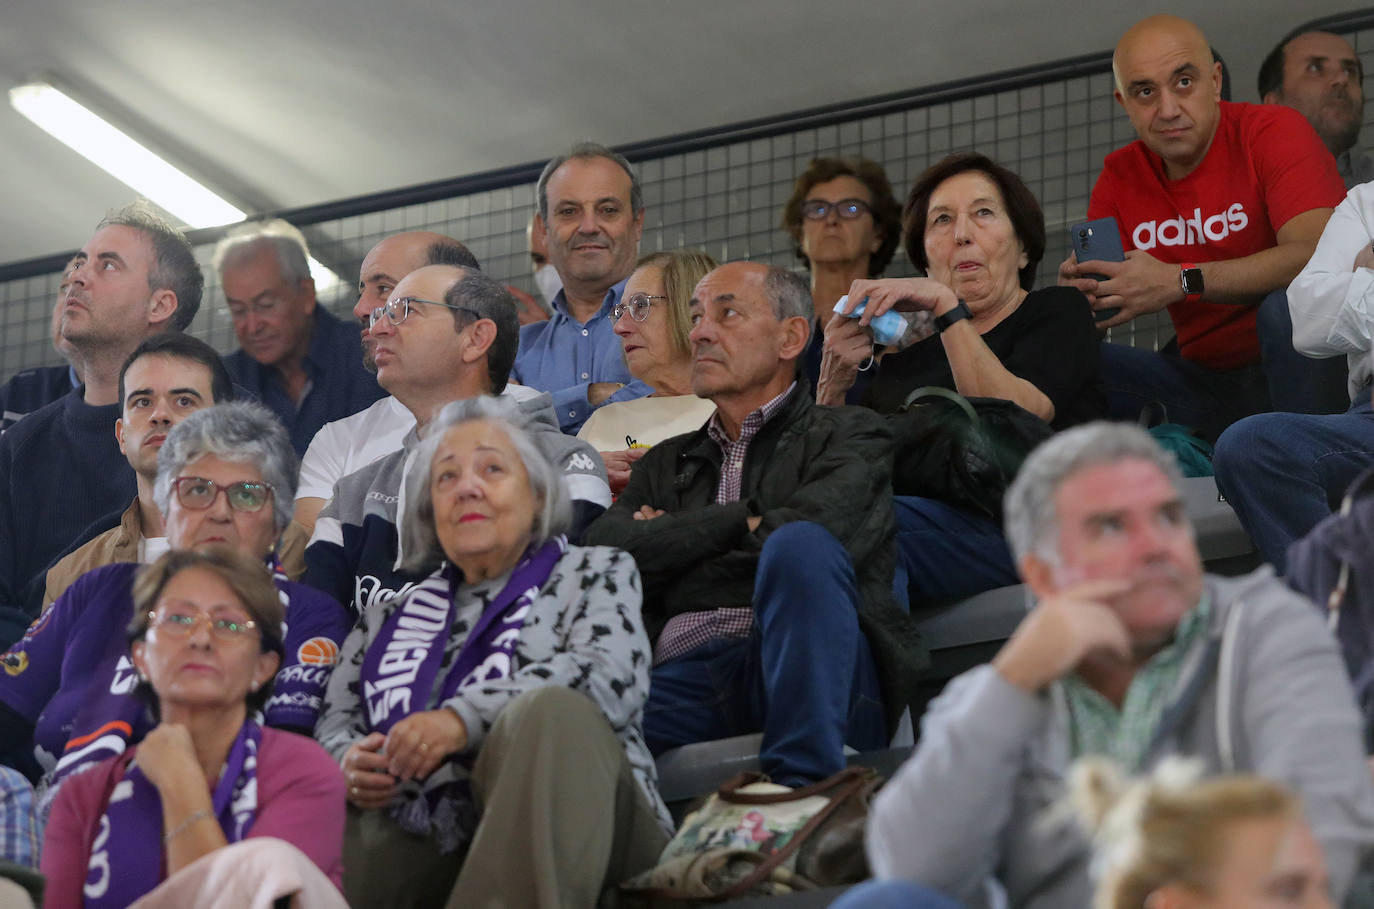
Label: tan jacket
xmin=43 ymin=499 xmax=144 ymax=607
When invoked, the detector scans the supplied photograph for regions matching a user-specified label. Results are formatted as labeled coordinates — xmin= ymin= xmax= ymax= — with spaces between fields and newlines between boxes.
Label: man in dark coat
xmin=586 ymin=262 xmax=923 ymax=787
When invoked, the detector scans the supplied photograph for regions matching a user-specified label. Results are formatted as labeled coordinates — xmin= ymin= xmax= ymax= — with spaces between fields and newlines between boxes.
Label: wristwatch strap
xmin=935 ymin=301 xmax=973 ymax=333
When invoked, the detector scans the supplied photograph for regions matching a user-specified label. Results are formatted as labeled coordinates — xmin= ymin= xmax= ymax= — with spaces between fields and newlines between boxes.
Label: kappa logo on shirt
xmin=1 ymin=652 xmax=27 ymax=676
xmin=1130 ymin=203 xmax=1250 ymax=251
xmin=567 ymin=453 xmax=597 ymax=472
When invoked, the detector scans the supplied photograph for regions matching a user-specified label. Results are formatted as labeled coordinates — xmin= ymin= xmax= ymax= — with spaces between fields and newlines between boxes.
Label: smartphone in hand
xmin=1070 ymin=218 xmax=1124 ymax=322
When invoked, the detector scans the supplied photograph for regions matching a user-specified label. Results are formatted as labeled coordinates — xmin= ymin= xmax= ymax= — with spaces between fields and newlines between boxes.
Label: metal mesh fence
xmin=2 ymin=17 xmax=1370 ymax=383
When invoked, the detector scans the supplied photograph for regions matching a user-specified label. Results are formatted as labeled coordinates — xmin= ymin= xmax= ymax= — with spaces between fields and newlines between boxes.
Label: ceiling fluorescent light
xmin=9 ymin=81 xmax=246 ymax=228
xmin=308 ymin=257 xmax=344 ymax=292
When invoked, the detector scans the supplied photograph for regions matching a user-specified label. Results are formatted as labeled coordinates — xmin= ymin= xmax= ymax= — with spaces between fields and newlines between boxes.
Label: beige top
xmin=577 ymin=395 xmax=717 ymax=451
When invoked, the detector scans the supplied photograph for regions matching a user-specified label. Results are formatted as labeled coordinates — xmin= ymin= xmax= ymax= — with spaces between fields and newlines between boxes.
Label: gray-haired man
xmin=215 ymin=220 xmax=384 ymax=454
xmin=864 ymin=422 xmax=1374 ymax=908
xmin=587 ymin=261 xmax=922 ymax=789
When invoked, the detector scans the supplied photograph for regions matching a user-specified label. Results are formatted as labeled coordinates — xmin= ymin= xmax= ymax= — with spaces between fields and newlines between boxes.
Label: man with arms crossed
xmin=587 ymin=262 xmax=921 ymax=787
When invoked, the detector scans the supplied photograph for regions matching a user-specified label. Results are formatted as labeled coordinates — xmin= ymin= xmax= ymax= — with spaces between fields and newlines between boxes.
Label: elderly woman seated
xmin=0 ymin=402 xmax=349 ymax=790
xmin=316 ymin=395 xmax=669 ymax=909
xmin=41 ymin=548 xmax=346 ymax=907
xmin=578 ymin=250 xmax=719 ymax=493
xmin=819 ymin=152 xmax=1106 ymax=609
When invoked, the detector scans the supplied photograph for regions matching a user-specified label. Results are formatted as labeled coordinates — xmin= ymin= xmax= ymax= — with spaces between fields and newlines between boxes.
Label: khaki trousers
xmin=343 ymin=687 xmax=668 ymax=908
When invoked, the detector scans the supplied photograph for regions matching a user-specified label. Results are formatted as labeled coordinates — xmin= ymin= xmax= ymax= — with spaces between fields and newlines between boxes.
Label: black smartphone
xmin=1070 ymin=218 xmax=1124 ymax=322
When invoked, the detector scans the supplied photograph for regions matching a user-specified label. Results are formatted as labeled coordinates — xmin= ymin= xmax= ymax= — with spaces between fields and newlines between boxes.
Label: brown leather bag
xmin=619 ymin=766 xmax=881 ymax=905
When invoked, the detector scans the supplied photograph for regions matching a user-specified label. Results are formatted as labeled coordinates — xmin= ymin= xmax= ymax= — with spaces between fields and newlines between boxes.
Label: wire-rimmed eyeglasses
xmin=370 ymin=296 xmax=482 ymax=329
xmin=611 ymin=293 xmax=669 ymax=322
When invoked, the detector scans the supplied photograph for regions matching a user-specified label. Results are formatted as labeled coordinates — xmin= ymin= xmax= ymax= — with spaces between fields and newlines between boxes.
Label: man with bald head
xmin=1260 ymin=28 xmax=1370 ymax=188
xmin=303 ymin=264 xmax=609 ymax=616
xmin=1060 ymin=14 xmax=1346 ymax=437
xmin=587 ymin=262 xmax=922 ymax=787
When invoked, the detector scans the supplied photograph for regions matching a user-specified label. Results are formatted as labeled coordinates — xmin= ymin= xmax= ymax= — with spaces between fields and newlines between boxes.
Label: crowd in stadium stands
xmin=3 ymin=10 xmax=1374 ymax=908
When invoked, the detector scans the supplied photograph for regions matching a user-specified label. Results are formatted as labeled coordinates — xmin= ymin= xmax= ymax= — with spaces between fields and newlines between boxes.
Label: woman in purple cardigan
xmin=41 ymin=547 xmax=346 ymax=907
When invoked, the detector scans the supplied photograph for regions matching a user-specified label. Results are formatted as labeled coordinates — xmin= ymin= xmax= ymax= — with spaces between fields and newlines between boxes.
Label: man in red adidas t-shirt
xmin=1060 ymin=14 xmax=1345 ymax=440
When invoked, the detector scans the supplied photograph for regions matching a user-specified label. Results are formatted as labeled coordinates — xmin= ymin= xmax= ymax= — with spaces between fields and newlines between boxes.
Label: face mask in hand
xmin=533 ymin=264 xmax=562 ymax=308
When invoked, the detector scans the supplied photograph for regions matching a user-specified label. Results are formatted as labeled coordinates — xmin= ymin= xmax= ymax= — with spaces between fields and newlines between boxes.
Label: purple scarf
xmin=49 ymin=555 xmax=292 ymax=790
xmin=82 ymin=720 xmax=262 ymax=908
xmin=361 ymin=538 xmax=564 ymax=732
xmin=358 ymin=538 xmax=564 ymax=851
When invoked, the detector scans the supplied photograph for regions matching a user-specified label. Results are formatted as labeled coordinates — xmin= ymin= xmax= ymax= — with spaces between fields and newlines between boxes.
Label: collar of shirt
xmin=1062 ymin=593 xmax=1213 ymax=772
xmin=548 ymin=277 xmax=629 ymax=323
xmin=706 ymin=382 xmax=798 ymax=452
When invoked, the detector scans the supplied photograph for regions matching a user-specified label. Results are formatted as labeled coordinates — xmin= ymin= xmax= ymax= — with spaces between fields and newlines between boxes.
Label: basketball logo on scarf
xmin=363 ymin=585 xmax=451 ymax=726
xmin=298 ymin=637 xmax=339 ymax=666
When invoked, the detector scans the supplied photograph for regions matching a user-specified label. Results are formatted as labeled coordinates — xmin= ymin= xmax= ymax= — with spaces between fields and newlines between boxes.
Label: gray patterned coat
xmin=315 ymin=544 xmax=672 ymax=837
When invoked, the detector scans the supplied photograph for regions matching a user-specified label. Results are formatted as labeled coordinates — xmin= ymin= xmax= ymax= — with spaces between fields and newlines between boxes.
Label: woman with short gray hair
xmin=0 ymin=402 xmax=351 ymax=795
xmin=154 ymin=399 xmax=300 ymax=534
xmin=316 ymin=395 xmax=669 ymax=909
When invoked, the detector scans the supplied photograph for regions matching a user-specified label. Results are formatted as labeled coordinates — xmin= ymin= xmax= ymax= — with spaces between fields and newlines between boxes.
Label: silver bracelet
xmin=163 ymin=809 xmax=213 ymax=843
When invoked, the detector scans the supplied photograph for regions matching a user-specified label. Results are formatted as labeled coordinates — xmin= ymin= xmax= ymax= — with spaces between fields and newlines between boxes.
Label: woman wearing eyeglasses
xmin=0 ymin=402 xmax=349 ymax=794
xmin=41 ymin=547 xmax=347 ymax=907
xmin=577 ymin=250 xmax=719 ymax=493
xmin=781 ymin=157 xmax=904 ymax=402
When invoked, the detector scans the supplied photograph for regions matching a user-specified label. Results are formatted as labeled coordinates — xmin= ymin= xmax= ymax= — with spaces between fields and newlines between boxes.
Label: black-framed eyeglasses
xmin=611 ymin=293 xmax=669 ymax=322
xmin=172 ymin=476 xmax=275 ymax=513
xmin=801 ymin=199 xmax=872 ymax=221
xmin=147 ymin=608 xmax=259 ymax=640
xmin=370 ymin=296 xmax=482 ymax=329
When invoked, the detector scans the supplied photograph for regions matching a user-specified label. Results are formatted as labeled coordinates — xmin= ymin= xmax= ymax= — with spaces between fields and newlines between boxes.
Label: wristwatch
xmin=1180 ymin=263 xmax=1204 ymax=303
xmin=934 ymin=301 xmax=973 ymax=333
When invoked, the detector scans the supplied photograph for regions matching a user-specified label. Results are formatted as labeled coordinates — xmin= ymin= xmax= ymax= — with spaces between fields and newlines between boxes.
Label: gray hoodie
xmin=866 ymin=568 xmax=1374 ymax=908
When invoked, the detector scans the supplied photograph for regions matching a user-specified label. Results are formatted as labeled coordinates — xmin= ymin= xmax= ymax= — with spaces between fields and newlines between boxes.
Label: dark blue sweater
xmin=224 ymin=307 xmax=384 ymax=455
xmin=0 ymin=389 xmax=134 ymax=647
xmin=0 ymin=365 xmax=78 ymax=433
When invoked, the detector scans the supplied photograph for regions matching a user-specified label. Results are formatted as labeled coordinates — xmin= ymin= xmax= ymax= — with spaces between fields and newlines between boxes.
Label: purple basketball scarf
xmin=49 ymin=554 xmax=292 ymax=790
xmin=359 ymin=537 xmax=565 ymax=852
xmin=82 ymin=719 xmax=262 ymax=908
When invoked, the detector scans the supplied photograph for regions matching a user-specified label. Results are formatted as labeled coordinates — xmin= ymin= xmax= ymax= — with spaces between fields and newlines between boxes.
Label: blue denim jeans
xmin=1099 ymin=341 xmax=1268 ymax=442
xmin=1101 ymin=291 xmax=1349 ymax=441
xmin=829 ymin=879 xmax=967 ymax=908
xmin=1256 ymin=289 xmax=1350 ymax=416
xmin=1213 ymin=398 xmax=1374 ymax=572
xmin=642 ymin=522 xmax=887 ymax=787
xmin=892 ymin=496 xmax=1019 ymax=612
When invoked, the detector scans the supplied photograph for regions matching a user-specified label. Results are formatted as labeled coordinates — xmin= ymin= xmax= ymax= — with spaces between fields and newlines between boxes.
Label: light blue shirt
xmin=511 ymin=278 xmax=651 ymax=433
